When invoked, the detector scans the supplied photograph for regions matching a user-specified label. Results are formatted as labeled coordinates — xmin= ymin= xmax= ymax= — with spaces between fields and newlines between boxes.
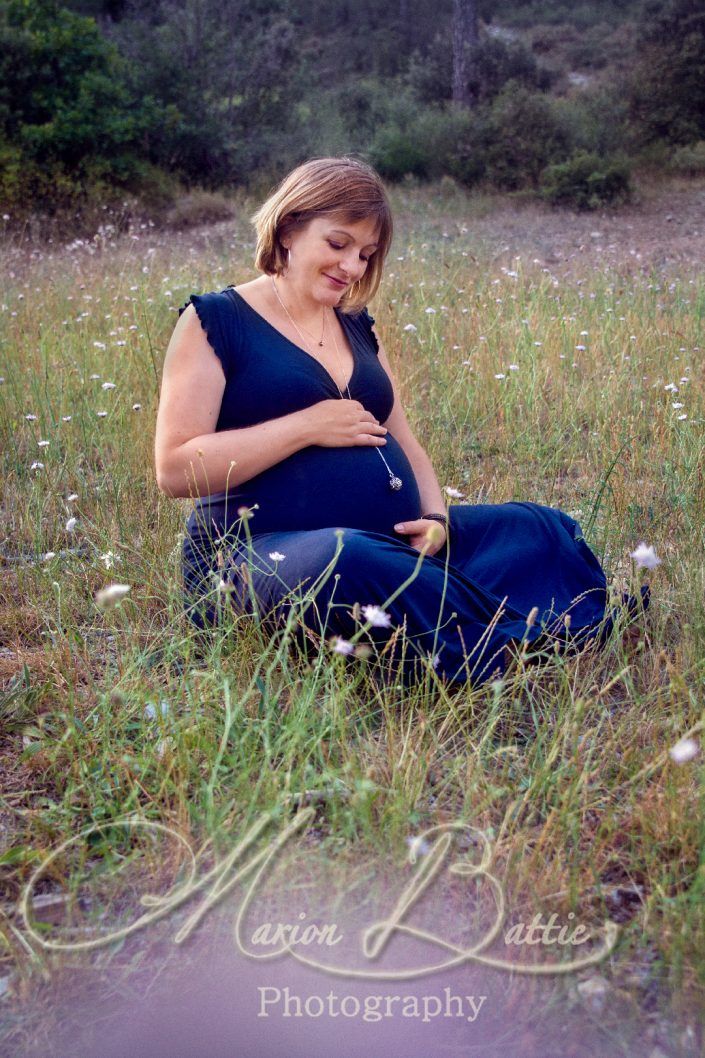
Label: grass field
xmin=1 ymin=179 xmax=704 ymax=1057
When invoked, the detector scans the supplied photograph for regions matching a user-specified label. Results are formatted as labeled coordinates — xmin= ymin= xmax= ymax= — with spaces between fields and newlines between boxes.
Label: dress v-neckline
xmin=227 ymin=287 xmax=358 ymax=393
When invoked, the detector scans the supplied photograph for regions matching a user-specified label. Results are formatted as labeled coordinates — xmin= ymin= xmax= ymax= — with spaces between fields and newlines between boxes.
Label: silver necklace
xmin=271 ymin=276 xmax=326 ymax=346
xmin=271 ymin=277 xmax=402 ymax=492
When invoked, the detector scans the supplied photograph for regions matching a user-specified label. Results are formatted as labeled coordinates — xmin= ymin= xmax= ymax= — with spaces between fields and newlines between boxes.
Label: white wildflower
xmin=577 ymin=975 xmax=608 ymax=1010
xmin=100 ymin=551 xmax=115 ymax=570
xmin=630 ymin=542 xmax=660 ymax=569
xmin=97 ymin=411 xmax=107 ymax=417
xmin=30 ymin=461 xmax=44 ymax=471
xmin=93 ymin=341 xmax=106 ymax=350
xmin=67 ymin=493 xmax=78 ymax=502
xmin=403 ymin=323 xmax=417 ymax=332
xmin=361 ymin=604 xmax=392 ymax=628
xmin=101 ymin=381 xmax=116 ymax=390
xmin=65 ymin=517 xmax=78 ymax=532
xmin=678 ymin=414 xmax=688 ymax=421
xmin=144 ymin=702 xmax=158 ymax=720
xmin=494 ymin=373 xmax=506 ymax=380
xmin=332 ymin=637 xmax=354 ymax=655
xmin=509 ymin=363 xmax=519 ymax=371
xmin=424 ymin=307 xmax=436 ymax=314
xmin=672 ymin=402 xmax=684 ymax=409
xmin=62 ymin=415 xmax=72 ymax=422
xmin=406 ymin=835 xmax=431 ymax=857
xmin=44 ymin=552 xmax=56 ymax=561
xmin=95 ymin=583 xmax=130 ymax=608
xmin=25 ymin=413 xmax=37 ymax=421
xmin=268 ymin=551 xmax=286 ymax=562
xmin=37 ymin=440 xmax=49 ymax=447
xmin=670 ymin=738 xmax=699 ymax=764
xmin=132 ymin=403 xmax=142 ymax=411
xmin=89 ymin=373 xmax=100 ymax=380
xmin=664 ymin=383 xmax=678 ymax=393
xmin=444 ymin=486 xmax=464 ymax=498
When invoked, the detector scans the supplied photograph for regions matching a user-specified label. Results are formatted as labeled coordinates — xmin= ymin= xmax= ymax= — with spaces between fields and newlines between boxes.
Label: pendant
xmin=389 ymin=476 xmax=403 ymax=491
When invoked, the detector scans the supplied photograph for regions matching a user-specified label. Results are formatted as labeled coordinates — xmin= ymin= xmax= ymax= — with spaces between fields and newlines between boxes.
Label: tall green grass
xmin=0 ymin=184 xmax=703 ymax=1053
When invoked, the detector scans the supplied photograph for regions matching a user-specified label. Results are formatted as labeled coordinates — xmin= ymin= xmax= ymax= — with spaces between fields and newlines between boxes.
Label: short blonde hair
xmin=251 ymin=156 xmax=393 ymax=314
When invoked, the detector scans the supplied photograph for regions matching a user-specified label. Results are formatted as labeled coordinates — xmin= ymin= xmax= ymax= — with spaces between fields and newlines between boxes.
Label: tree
xmin=452 ymin=0 xmax=478 ymax=106
xmin=0 ymin=0 xmax=155 ymax=181
xmin=629 ymin=0 xmax=705 ymax=145
xmin=408 ymin=30 xmax=550 ymax=106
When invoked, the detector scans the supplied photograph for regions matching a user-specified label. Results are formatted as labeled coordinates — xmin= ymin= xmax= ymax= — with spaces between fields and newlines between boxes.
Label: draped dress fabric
xmin=179 ymin=287 xmax=621 ymax=686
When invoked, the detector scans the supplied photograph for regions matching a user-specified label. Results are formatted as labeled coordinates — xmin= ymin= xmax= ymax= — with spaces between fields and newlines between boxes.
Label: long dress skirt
xmin=181 ymin=501 xmax=638 ymax=687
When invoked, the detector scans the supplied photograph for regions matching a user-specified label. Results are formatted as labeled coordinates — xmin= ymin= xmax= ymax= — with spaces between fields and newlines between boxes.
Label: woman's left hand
xmin=394 ymin=519 xmax=447 ymax=556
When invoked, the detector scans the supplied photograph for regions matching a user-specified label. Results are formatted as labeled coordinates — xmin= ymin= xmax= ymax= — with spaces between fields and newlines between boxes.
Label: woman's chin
xmin=317 ymin=288 xmax=345 ymax=307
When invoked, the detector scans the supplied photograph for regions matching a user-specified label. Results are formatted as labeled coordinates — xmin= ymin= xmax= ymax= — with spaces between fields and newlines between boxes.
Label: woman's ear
xmin=278 ymin=219 xmax=294 ymax=251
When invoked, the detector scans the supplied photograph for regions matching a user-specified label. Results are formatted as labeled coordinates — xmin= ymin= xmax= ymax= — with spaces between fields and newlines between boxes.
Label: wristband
xmin=422 ymin=512 xmax=448 ymax=530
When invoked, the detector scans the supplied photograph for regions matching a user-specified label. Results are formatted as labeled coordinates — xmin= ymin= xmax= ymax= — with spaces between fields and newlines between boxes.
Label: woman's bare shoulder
xmin=232 ymin=276 xmax=268 ymax=303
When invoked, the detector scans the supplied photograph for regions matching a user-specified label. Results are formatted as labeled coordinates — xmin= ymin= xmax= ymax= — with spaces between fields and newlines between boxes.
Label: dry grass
xmin=1 ymin=177 xmax=704 ymax=1056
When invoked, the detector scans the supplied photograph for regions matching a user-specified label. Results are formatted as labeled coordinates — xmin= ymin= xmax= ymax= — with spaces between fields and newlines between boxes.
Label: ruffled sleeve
xmin=178 ymin=290 xmax=237 ymax=381
xmin=346 ymin=306 xmax=380 ymax=357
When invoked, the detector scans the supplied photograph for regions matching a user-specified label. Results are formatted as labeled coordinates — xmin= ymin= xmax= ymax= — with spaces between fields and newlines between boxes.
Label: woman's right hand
xmin=303 ymin=399 xmax=389 ymax=448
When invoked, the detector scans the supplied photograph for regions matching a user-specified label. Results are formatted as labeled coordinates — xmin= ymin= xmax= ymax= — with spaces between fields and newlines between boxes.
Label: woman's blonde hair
xmin=251 ymin=156 xmax=393 ymax=314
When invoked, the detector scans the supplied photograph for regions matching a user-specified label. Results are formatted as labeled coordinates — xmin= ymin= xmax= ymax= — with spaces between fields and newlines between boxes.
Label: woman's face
xmin=281 ymin=215 xmax=380 ymax=306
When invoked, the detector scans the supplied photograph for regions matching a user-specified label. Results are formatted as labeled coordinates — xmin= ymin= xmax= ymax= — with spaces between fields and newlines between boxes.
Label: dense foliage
xmin=0 ymin=0 xmax=162 ymax=212
xmin=1 ymin=0 xmax=703 ymax=217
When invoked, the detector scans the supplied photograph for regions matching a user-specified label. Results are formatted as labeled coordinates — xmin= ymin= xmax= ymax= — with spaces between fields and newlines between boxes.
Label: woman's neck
xmin=270 ymin=274 xmax=331 ymax=329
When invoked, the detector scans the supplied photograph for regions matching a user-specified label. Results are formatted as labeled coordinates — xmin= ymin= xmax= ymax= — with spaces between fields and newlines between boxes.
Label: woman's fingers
xmin=356 ymin=415 xmax=387 ymax=443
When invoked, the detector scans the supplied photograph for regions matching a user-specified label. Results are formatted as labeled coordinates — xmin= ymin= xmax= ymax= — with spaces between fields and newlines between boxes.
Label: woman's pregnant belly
xmin=188 ymin=434 xmax=423 ymax=538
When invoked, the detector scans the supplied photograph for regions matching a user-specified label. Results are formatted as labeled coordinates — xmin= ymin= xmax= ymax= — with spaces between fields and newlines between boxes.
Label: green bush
xmin=553 ymin=84 xmax=633 ymax=157
xmin=484 ymin=83 xmax=568 ymax=189
xmin=368 ymin=125 xmax=433 ymax=181
xmin=628 ymin=0 xmax=705 ymax=146
xmin=669 ymin=140 xmax=705 ymax=176
xmin=0 ymin=0 xmax=154 ymax=167
xmin=369 ymin=86 xmax=574 ymax=193
xmin=540 ymin=150 xmax=632 ymax=209
xmin=368 ymin=102 xmax=487 ymax=185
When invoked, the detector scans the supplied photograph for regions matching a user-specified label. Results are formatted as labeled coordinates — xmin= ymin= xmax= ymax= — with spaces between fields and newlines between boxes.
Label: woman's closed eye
xmin=328 ymin=240 xmax=370 ymax=262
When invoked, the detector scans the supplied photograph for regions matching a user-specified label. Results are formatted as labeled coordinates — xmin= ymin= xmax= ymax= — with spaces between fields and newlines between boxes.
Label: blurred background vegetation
xmin=1 ymin=0 xmax=704 ymax=226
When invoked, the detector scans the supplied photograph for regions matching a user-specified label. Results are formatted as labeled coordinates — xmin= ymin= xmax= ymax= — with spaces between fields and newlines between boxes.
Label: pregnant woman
xmin=155 ymin=156 xmax=630 ymax=687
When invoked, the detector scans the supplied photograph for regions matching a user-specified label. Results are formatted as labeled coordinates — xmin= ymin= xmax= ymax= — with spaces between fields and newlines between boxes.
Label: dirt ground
xmin=417 ymin=176 xmax=705 ymax=277
xmin=2 ymin=176 xmax=703 ymax=285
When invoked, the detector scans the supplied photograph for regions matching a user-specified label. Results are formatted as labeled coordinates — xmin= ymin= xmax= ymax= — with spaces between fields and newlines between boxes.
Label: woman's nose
xmin=341 ymin=248 xmax=364 ymax=277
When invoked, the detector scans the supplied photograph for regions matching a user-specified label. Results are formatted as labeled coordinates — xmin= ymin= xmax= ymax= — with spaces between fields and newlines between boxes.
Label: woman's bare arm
xmin=154 ymin=305 xmax=387 ymax=498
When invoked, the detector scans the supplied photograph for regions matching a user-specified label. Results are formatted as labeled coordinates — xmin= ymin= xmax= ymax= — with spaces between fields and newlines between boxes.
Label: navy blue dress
xmin=179 ymin=288 xmax=619 ymax=686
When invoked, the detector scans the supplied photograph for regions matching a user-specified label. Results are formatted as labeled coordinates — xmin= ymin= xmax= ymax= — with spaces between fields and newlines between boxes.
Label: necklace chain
xmin=271 ymin=276 xmax=326 ymax=346
xmin=270 ymin=276 xmax=402 ymax=492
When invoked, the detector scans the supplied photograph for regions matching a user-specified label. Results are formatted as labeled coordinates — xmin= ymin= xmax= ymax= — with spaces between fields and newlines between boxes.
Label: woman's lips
xmin=324 ymin=274 xmax=347 ymax=288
